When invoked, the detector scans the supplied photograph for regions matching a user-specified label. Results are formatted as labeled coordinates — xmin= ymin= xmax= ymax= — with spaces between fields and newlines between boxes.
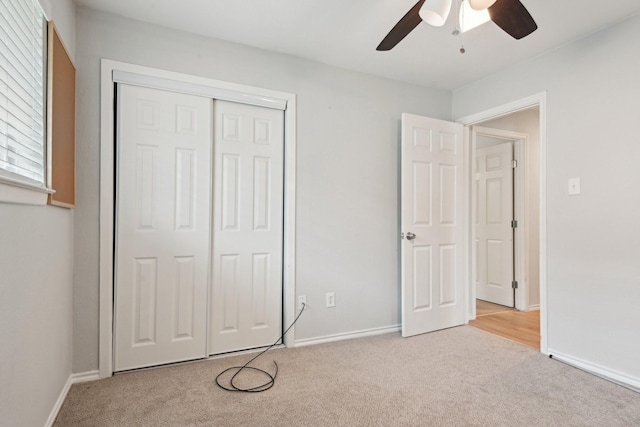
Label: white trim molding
xmin=456 ymin=93 xmax=545 ymax=126
xmin=71 ymin=370 xmax=101 ymax=383
xmin=0 ymin=175 xmax=54 ymax=205
xmin=45 ymin=371 xmax=100 ymax=427
xmin=112 ymin=71 xmax=287 ymax=110
xmin=99 ymin=59 xmax=297 ymax=378
xmin=456 ymin=91 xmax=548 ymax=355
xmin=294 ymin=325 xmax=401 ymax=348
xmin=549 ymin=350 xmax=640 ymax=393
xmin=45 ymin=376 xmax=72 ymax=427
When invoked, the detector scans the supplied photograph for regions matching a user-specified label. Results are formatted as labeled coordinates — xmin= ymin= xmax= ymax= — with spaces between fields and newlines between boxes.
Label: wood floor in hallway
xmin=470 ymin=300 xmax=541 ymax=350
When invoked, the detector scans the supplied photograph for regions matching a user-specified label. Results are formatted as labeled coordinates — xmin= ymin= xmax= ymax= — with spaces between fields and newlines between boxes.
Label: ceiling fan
xmin=377 ymin=0 xmax=537 ymax=51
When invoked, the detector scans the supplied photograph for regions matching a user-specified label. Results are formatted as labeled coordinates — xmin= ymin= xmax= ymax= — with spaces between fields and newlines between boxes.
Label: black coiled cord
xmin=215 ymin=303 xmax=306 ymax=393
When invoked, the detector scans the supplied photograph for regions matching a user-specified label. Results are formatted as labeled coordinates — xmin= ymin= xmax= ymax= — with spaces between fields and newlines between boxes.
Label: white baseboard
xmin=71 ymin=370 xmax=100 ymax=384
xmin=45 ymin=375 xmax=73 ymax=427
xmin=294 ymin=324 xmax=401 ymax=347
xmin=46 ymin=370 xmax=100 ymax=427
xmin=528 ymin=304 xmax=540 ymax=311
xmin=549 ymin=349 xmax=640 ymax=393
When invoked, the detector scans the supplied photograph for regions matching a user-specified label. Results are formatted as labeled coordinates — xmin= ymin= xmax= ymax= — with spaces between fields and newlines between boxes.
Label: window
xmin=0 ymin=0 xmax=49 ymax=202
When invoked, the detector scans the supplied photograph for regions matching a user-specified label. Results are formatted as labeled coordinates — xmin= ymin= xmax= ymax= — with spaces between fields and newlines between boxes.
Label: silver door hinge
xmin=511 ymin=220 xmax=518 ymax=228
xmin=512 ymin=280 xmax=518 ymax=289
xmin=512 ymin=160 xmax=517 ymax=169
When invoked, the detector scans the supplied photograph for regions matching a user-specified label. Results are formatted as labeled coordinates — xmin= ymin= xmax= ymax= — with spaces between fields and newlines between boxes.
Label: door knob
xmin=406 ymin=232 xmax=416 ymax=241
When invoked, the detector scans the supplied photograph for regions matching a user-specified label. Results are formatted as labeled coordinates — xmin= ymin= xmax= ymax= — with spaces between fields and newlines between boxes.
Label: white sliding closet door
xmin=114 ymin=84 xmax=212 ymax=371
xmin=210 ymin=100 xmax=284 ymax=355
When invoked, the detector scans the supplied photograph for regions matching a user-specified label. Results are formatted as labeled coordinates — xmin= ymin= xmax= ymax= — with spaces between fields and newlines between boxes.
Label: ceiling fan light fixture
xmin=419 ymin=0 xmax=452 ymax=27
xmin=468 ymin=0 xmax=497 ymax=11
xmin=460 ymin=0 xmax=491 ymax=33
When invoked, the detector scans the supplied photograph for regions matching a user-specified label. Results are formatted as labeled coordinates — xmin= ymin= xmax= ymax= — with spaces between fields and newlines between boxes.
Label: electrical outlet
xmin=297 ymin=295 xmax=307 ymax=310
xmin=326 ymin=292 xmax=335 ymax=308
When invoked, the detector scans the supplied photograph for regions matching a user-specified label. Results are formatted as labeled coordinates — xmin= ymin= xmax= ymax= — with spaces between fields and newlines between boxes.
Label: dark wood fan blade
xmin=488 ymin=0 xmax=537 ymax=40
xmin=376 ymin=0 xmax=426 ymax=51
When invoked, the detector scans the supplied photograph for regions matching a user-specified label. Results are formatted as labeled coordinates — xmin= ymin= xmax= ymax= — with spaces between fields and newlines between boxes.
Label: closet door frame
xmin=98 ymin=59 xmax=297 ymax=379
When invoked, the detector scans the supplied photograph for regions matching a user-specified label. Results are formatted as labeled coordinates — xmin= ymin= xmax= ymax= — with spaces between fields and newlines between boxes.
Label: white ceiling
xmin=74 ymin=0 xmax=640 ymax=90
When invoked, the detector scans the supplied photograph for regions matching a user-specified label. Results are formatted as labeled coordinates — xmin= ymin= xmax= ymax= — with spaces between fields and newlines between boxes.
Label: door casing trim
xmin=99 ymin=59 xmax=297 ymax=378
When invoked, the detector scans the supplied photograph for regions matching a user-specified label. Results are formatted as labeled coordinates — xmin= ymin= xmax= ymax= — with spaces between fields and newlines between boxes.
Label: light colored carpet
xmin=55 ymin=326 xmax=640 ymax=426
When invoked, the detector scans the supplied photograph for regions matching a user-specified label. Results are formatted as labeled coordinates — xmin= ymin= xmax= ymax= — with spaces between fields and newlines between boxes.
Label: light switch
xmin=568 ymin=178 xmax=581 ymax=195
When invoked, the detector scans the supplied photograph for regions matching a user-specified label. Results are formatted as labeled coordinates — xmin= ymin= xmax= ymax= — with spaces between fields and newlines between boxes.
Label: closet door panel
xmin=211 ymin=100 xmax=284 ymax=354
xmin=114 ymin=84 xmax=212 ymax=371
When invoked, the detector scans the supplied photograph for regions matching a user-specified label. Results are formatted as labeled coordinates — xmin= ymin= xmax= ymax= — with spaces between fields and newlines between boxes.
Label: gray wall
xmin=454 ymin=15 xmax=640 ymax=382
xmin=0 ymin=1 xmax=76 ymax=425
xmin=73 ymin=8 xmax=452 ymax=372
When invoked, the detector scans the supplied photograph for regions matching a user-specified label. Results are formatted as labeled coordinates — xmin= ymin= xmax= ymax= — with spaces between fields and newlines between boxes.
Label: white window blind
xmin=0 ymin=0 xmax=46 ymax=186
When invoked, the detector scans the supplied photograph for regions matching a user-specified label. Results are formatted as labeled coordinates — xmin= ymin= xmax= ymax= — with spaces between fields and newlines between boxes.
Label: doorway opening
xmin=470 ymin=123 xmax=540 ymax=350
xmin=457 ymin=95 xmax=546 ymax=353
xmin=473 ymin=131 xmax=520 ymax=309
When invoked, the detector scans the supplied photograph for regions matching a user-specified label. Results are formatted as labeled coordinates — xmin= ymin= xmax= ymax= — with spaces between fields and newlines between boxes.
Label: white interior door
xmin=210 ymin=100 xmax=284 ymax=354
xmin=475 ymin=141 xmax=514 ymax=307
xmin=114 ymin=85 xmax=212 ymax=371
xmin=401 ymin=113 xmax=466 ymax=337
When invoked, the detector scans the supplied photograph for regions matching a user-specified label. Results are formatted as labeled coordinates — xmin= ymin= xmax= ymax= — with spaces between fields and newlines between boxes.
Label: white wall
xmin=73 ymin=8 xmax=452 ymax=372
xmin=0 ymin=207 xmax=74 ymax=427
xmin=38 ymin=0 xmax=76 ymax=57
xmin=481 ymin=109 xmax=540 ymax=308
xmin=0 ymin=2 xmax=76 ymax=426
xmin=453 ymin=14 xmax=640 ymax=384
